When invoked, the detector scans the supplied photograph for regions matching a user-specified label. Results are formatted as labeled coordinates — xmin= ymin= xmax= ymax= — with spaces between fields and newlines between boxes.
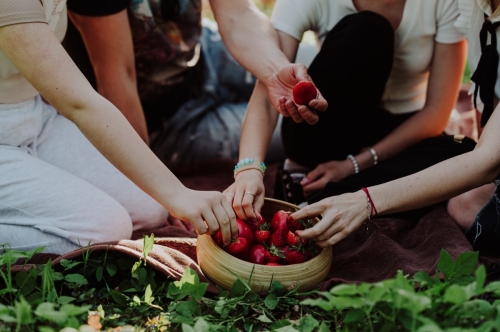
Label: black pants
xmin=282 ymin=11 xmax=414 ymax=169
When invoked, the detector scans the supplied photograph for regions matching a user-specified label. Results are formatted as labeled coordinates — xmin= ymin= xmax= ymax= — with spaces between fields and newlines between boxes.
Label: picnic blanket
xmin=11 ymin=160 xmax=500 ymax=291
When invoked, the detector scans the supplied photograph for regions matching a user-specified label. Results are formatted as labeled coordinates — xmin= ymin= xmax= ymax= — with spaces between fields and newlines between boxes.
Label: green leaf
xmin=64 ymin=274 xmax=88 ymax=286
xmin=131 ymin=260 xmax=142 ymax=274
xmin=413 ymin=271 xmax=434 ymax=286
xmin=274 ymin=326 xmax=299 ymax=332
xmin=475 ymin=265 xmax=486 ymax=294
xmin=484 ymin=281 xmax=500 ymax=294
xmin=15 ymin=296 xmax=33 ymax=326
xmin=182 ymin=324 xmax=196 ymax=332
xmin=256 ymin=313 xmax=273 ymax=323
xmin=343 ymin=309 xmax=366 ymax=323
xmin=34 ymin=302 xmax=68 ymax=326
xmin=443 ymin=285 xmax=467 ymax=304
xmin=296 ymin=315 xmax=319 ymax=332
xmin=57 ymin=296 xmax=75 ymax=305
xmin=59 ymin=304 xmax=91 ymax=316
xmin=264 ymin=294 xmax=279 ymax=310
xmin=451 ymin=251 xmax=479 ymax=279
xmin=109 ymin=290 xmax=130 ymax=306
xmin=330 ymin=283 xmax=362 ymax=296
xmin=95 ymin=266 xmax=103 ymax=282
xmin=59 ymin=259 xmax=81 ymax=271
xmin=230 ymin=279 xmax=247 ymax=298
xmin=143 ymin=234 xmax=155 ymax=263
xmin=106 ymin=261 xmax=118 ymax=277
xmin=437 ymin=249 xmax=455 ymax=281
xmin=193 ymin=317 xmax=210 ymax=332
xmin=270 ymin=320 xmax=291 ymax=329
xmin=317 ymin=321 xmax=331 ymax=332
xmin=38 ymin=327 xmax=56 ymax=332
xmin=144 ymin=284 xmax=153 ymax=304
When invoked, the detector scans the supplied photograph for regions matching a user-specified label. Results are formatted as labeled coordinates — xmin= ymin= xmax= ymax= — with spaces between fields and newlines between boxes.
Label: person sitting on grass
xmin=287 ymin=0 xmax=500 ymax=255
xmin=224 ymin=0 xmax=468 ymax=220
xmin=0 ymin=0 xmax=325 ymax=255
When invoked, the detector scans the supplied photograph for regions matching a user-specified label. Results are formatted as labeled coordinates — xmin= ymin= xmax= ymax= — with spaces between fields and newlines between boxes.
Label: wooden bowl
xmin=196 ymin=198 xmax=333 ymax=292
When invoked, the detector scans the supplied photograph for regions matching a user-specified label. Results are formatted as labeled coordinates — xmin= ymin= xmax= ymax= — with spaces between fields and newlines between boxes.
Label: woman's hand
xmin=266 ymin=64 xmax=328 ymax=125
xmin=168 ymin=188 xmax=238 ymax=246
xmin=224 ymin=169 xmax=265 ymax=221
xmin=301 ymin=160 xmax=354 ymax=195
xmin=291 ymin=191 xmax=368 ymax=247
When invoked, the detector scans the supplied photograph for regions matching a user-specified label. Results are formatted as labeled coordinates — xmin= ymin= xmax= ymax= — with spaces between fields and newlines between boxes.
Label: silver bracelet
xmin=369 ymin=148 xmax=378 ymax=165
xmin=346 ymin=154 xmax=359 ymax=174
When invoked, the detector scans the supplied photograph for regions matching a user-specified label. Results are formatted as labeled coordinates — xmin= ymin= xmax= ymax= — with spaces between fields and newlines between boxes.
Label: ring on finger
xmin=244 ymin=192 xmax=255 ymax=197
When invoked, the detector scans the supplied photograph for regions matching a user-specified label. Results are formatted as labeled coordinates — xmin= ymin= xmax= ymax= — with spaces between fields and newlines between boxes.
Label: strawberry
xmin=292 ymin=81 xmax=318 ymax=106
xmin=264 ymin=244 xmax=285 ymax=264
xmin=211 ymin=229 xmax=224 ymax=248
xmin=266 ymin=262 xmax=282 ymax=266
xmin=225 ymin=237 xmax=249 ymax=260
xmin=270 ymin=227 xmax=288 ymax=247
xmin=283 ymin=247 xmax=306 ymax=265
xmin=247 ymin=216 xmax=267 ymax=231
xmin=271 ymin=210 xmax=290 ymax=232
xmin=286 ymin=218 xmax=305 ymax=233
xmin=286 ymin=231 xmax=307 ymax=247
xmin=254 ymin=222 xmax=271 ymax=245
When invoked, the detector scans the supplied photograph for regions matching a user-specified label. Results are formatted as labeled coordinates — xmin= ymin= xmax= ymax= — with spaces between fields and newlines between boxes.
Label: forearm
xmin=239 ymin=81 xmax=279 ymax=161
xmin=97 ymin=77 xmax=149 ymax=144
xmin=210 ymin=0 xmax=289 ymax=83
xmin=355 ymin=108 xmax=449 ymax=170
xmin=370 ymin=148 xmax=496 ymax=215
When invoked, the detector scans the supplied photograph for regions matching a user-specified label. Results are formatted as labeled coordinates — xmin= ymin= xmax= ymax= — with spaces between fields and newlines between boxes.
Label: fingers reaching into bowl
xmin=168 ymin=188 xmax=238 ymax=246
xmin=224 ymin=169 xmax=265 ymax=221
xmin=292 ymin=191 xmax=368 ymax=248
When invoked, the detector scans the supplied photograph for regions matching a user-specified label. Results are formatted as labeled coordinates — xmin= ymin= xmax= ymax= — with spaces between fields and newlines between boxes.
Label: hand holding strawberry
xmin=265 ymin=64 xmax=327 ymax=125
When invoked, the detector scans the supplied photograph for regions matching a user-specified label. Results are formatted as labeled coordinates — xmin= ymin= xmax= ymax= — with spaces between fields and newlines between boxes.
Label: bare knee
xmin=448 ymin=183 xmax=496 ymax=230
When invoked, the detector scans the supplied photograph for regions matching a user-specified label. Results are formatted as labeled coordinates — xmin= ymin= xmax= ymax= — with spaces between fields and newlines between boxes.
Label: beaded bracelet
xmin=346 ymin=154 xmax=359 ymax=174
xmin=368 ymin=147 xmax=378 ymax=165
xmin=234 ymin=158 xmax=267 ymax=178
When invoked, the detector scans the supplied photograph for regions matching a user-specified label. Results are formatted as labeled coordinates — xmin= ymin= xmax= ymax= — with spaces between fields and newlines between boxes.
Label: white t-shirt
xmin=455 ymin=0 xmax=500 ymax=112
xmin=271 ymin=0 xmax=465 ymax=114
xmin=0 ymin=0 xmax=67 ymax=104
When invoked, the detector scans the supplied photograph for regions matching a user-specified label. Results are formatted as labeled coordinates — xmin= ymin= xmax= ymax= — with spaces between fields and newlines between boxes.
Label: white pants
xmin=0 ymin=96 xmax=169 ymax=254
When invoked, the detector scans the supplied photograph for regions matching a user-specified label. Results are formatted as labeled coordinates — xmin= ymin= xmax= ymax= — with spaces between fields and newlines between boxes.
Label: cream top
xmin=0 ymin=0 xmax=67 ymax=104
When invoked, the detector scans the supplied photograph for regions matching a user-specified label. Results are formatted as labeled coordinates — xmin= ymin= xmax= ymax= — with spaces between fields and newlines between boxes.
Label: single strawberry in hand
xmin=287 ymin=231 xmax=307 ymax=247
xmin=264 ymin=244 xmax=285 ymax=264
xmin=225 ymin=237 xmax=249 ymax=260
xmin=292 ymin=81 xmax=318 ymax=106
xmin=283 ymin=247 xmax=306 ymax=265
xmin=254 ymin=223 xmax=271 ymax=245
xmin=271 ymin=227 xmax=289 ymax=247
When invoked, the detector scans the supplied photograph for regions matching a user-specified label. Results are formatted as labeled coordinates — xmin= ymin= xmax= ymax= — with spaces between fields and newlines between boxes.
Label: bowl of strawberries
xmin=196 ymin=198 xmax=333 ymax=292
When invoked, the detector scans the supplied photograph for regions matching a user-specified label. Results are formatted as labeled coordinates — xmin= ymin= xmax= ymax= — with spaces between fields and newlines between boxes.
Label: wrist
xmin=235 ymin=168 xmax=264 ymax=180
xmin=355 ymin=150 xmax=373 ymax=171
xmin=261 ymin=59 xmax=292 ymax=86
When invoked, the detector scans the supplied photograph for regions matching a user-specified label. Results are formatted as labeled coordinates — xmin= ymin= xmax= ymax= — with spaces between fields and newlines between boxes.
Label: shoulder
xmin=271 ymin=0 xmax=330 ymax=38
xmin=0 ymin=0 xmax=46 ymax=28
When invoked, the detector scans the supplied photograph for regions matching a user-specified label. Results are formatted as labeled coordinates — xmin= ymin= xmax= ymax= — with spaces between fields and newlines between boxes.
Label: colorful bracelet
xmin=234 ymin=158 xmax=267 ymax=177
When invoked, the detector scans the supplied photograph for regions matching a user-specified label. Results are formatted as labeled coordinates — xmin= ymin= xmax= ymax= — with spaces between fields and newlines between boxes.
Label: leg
xmin=463 ymin=183 xmax=500 ymax=254
xmin=0 ymin=146 xmax=132 ymax=255
xmin=282 ymin=11 xmax=396 ymax=168
xmin=35 ymin=104 xmax=169 ymax=233
xmin=448 ymin=183 xmax=496 ymax=230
